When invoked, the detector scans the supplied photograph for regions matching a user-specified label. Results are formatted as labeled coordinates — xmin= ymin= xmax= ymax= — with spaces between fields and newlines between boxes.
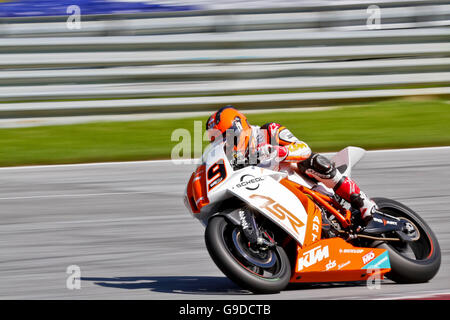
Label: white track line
xmin=0 ymin=191 xmax=155 ymax=201
xmin=375 ymin=290 xmax=450 ymax=300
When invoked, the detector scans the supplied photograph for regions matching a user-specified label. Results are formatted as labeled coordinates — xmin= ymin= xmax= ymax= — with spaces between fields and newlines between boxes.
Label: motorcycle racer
xmin=206 ymin=105 xmax=377 ymax=225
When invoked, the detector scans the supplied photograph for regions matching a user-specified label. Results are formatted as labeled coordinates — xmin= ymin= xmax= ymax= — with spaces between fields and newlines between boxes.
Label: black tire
xmin=205 ymin=215 xmax=291 ymax=294
xmin=371 ymin=197 xmax=441 ymax=283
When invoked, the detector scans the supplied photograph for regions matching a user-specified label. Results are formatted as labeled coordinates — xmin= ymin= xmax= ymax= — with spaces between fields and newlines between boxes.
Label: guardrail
xmin=1 ymin=72 xmax=449 ymax=102
xmin=1 ymin=43 xmax=449 ymax=69
xmin=2 ymin=28 xmax=450 ymax=53
xmin=0 ymin=0 xmax=449 ymax=119
xmin=1 ymin=87 xmax=449 ymax=118
xmin=2 ymin=58 xmax=448 ymax=85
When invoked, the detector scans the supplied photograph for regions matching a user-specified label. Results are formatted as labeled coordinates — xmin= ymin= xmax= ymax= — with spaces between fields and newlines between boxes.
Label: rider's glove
xmin=257 ymin=143 xmax=288 ymax=162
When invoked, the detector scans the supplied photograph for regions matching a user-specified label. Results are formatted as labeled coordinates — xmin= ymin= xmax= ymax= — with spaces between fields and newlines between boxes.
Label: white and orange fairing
xmin=280 ymin=177 xmax=390 ymax=283
xmin=292 ymin=237 xmax=390 ymax=283
xmin=184 ymin=142 xmax=391 ymax=283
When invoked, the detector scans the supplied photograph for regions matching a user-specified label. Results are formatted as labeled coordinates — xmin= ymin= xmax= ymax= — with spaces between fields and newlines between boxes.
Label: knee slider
xmin=297 ymin=153 xmax=337 ymax=179
xmin=311 ymin=154 xmax=336 ymax=177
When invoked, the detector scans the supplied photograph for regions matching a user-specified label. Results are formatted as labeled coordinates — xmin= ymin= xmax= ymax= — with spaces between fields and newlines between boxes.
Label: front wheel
xmin=371 ymin=197 xmax=441 ymax=283
xmin=205 ymin=215 xmax=291 ymax=294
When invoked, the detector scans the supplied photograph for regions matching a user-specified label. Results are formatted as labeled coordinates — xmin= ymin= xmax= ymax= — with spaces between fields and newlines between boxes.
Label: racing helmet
xmin=206 ymin=105 xmax=253 ymax=156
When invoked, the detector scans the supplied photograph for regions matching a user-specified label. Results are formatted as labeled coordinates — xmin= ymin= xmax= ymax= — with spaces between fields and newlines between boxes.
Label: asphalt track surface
xmin=0 ymin=147 xmax=449 ymax=300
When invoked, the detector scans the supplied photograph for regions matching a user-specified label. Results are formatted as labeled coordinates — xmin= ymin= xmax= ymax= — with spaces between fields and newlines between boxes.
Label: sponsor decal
xmin=325 ymin=260 xmax=337 ymax=271
xmin=339 ymin=248 xmax=365 ymax=254
xmin=384 ymin=219 xmax=397 ymax=226
xmin=236 ymin=174 xmax=264 ymax=190
xmin=279 ymin=128 xmax=297 ymax=143
xmin=373 ymin=217 xmax=398 ymax=226
xmin=297 ymin=245 xmax=329 ymax=271
xmin=362 ymin=251 xmax=376 ymax=264
xmin=363 ymin=251 xmax=391 ymax=270
xmin=209 ymin=178 xmax=222 ymax=189
xmin=287 ymin=142 xmax=308 ymax=153
xmin=239 ymin=210 xmax=250 ymax=231
xmin=310 ymin=215 xmax=321 ymax=243
xmin=338 ymin=260 xmax=351 ymax=270
xmin=250 ymin=194 xmax=305 ymax=235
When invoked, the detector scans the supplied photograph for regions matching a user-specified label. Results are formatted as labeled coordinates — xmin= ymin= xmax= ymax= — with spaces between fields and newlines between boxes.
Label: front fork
xmin=238 ymin=209 xmax=276 ymax=249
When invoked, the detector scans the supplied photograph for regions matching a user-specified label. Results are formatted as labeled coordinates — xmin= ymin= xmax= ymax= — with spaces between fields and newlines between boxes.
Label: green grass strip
xmin=0 ymin=98 xmax=449 ymax=167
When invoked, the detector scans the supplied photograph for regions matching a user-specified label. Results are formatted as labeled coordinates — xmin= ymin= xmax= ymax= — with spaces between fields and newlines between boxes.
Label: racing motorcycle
xmin=183 ymin=142 xmax=441 ymax=294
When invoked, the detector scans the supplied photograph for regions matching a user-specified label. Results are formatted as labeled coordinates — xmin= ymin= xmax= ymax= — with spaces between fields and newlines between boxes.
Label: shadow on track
xmin=286 ymin=281 xmax=369 ymax=291
xmin=82 ymin=275 xmax=384 ymax=296
xmin=81 ymin=276 xmax=251 ymax=295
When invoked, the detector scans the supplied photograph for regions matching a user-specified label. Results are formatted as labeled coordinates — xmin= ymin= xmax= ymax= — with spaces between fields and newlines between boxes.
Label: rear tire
xmin=371 ymin=197 xmax=441 ymax=283
xmin=205 ymin=215 xmax=291 ymax=294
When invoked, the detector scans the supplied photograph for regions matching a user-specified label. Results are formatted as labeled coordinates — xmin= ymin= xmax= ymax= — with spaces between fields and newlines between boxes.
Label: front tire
xmin=205 ymin=215 xmax=291 ymax=294
xmin=372 ymin=197 xmax=441 ymax=283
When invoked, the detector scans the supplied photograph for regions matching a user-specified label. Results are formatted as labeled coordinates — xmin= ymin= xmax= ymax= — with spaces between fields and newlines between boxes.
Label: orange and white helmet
xmin=206 ymin=105 xmax=253 ymax=156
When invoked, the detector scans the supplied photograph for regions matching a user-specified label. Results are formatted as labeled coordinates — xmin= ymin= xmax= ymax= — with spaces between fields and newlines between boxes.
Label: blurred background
xmin=1 ymin=1 xmax=450 ymax=300
xmin=0 ymin=0 xmax=449 ymax=165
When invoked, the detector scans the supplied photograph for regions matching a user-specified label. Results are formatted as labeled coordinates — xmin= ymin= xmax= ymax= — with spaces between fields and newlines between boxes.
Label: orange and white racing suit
xmin=252 ymin=122 xmax=376 ymax=221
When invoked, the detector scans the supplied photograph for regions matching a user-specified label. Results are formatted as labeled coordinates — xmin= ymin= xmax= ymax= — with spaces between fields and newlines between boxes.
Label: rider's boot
xmin=334 ymin=176 xmax=377 ymax=225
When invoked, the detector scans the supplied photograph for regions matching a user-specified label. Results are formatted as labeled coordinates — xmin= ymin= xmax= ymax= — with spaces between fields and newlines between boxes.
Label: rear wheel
xmin=371 ymin=197 xmax=441 ymax=283
xmin=205 ymin=215 xmax=291 ymax=294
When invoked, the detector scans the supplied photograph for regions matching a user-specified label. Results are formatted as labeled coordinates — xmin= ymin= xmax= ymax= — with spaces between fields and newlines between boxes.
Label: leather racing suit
xmin=249 ymin=122 xmax=376 ymax=222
